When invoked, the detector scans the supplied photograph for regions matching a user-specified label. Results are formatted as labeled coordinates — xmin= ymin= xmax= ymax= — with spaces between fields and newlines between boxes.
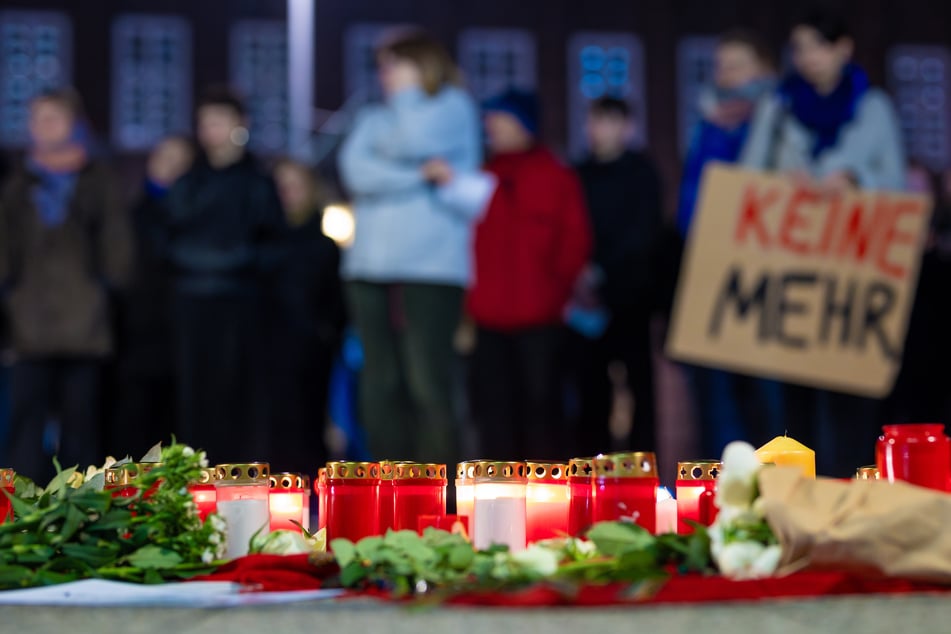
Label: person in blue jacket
xmin=338 ymin=31 xmax=482 ymax=466
xmin=676 ymin=30 xmax=784 ymax=459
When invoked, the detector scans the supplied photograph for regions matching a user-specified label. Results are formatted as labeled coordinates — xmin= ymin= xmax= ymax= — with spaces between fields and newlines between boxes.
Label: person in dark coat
xmin=266 ymin=158 xmax=345 ymax=474
xmin=0 ymin=89 xmax=133 ymax=482
xmin=570 ymin=97 xmax=662 ymax=456
xmin=165 ymin=88 xmax=286 ymax=464
xmin=111 ymin=135 xmax=194 ymax=457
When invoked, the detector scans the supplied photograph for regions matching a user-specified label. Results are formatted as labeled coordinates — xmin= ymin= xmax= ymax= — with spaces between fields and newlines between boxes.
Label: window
xmin=230 ymin=20 xmax=288 ymax=155
xmin=677 ymin=36 xmax=718 ymax=156
xmin=457 ymin=28 xmax=536 ymax=101
xmin=887 ymin=45 xmax=951 ymax=170
xmin=566 ymin=32 xmax=645 ymax=159
xmin=0 ymin=10 xmax=71 ymax=148
xmin=112 ymin=14 xmax=191 ymax=152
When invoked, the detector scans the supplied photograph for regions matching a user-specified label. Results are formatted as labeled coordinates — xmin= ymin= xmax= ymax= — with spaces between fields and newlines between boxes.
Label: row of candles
xmin=0 ymin=425 xmax=945 ymax=559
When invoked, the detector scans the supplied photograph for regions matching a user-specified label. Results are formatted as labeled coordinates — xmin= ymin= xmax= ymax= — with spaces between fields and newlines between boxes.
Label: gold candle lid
xmin=456 ymin=460 xmax=488 ymax=481
xmin=269 ymin=472 xmax=306 ymax=490
xmin=380 ymin=460 xmax=416 ymax=480
xmin=326 ymin=461 xmax=381 ymax=480
xmin=0 ymin=468 xmax=14 ymax=487
xmin=677 ymin=461 xmax=723 ymax=481
xmin=855 ymin=465 xmax=880 ymax=480
xmin=191 ymin=467 xmax=217 ymax=485
xmin=469 ymin=460 xmax=527 ymax=482
xmin=105 ymin=462 xmax=161 ymax=486
xmin=568 ymin=457 xmax=594 ymax=478
xmin=317 ymin=467 xmax=328 ymax=485
xmin=393 ymin=463 xmax=447 ymax=481
xmin=592 ymin=452 xmax=657 ymax=478
xmin=526 ymin=462 xmax=568 ymax=482
xmin=215 ymin=462 xmax=270 ymax=483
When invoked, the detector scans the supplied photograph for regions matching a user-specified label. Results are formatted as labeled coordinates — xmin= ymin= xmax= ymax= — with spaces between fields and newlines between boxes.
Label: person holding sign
xmin=740 ymin=9 xmax=906 ymax=475
xmin=676 ymin=30 xmax=785 ymax=461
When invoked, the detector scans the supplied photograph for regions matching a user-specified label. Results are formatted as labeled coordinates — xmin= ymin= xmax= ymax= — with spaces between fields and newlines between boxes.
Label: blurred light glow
xmin=322 ymin=204 xmax=355 ymax=248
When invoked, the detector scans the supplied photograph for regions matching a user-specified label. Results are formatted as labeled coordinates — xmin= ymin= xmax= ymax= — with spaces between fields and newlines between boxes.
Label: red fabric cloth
xmin=467 ymin=146 xmax=592 ymax=330
xmin=189 ymin=554 xmax=335 ymax=592
xmin=442 ymin=572 xmax=951 ymax=607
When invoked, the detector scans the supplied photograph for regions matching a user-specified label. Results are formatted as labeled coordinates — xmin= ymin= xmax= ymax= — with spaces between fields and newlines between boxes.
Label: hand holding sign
xmin=667 ymin=165 xmax=931 ymax=398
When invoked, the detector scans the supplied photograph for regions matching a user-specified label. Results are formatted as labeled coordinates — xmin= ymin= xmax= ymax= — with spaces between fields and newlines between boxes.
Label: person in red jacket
xmin=465 ymin=90 xmax=592 ymax=460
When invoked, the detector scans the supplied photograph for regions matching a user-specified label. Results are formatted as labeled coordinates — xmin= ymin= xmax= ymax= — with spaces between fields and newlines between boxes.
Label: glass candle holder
xmin=326 ymin=461 xmax=380 ymax=542
xmin=0 ymin=469 xmax=14 ymax=524
xmin=455 ymin=461 xmax=476 ymax=522
xmin=315 ymin=468 xmax=328 ymax=531
xmin=188 ymin=467 xmax=218 ymax=523
xmin=378 ymin=461 xmax=398 ymax=534
xmin=472 ymin=461 xmax=528 ymax=552
xmin=676 ymin=461 xmax=721 ymax=534
xmin=104 ymin=462 xmax=161 ymax=499
xmin=855 ymin=465 xmax=880 ymax=480
xmin=300 ymin=474 xmax=311 ymax=532
xmin=567 ymin=457 xmax=594 ymax=537
xmin=393 ymin=463 xmax=447 ymax=532
xmin=269 ymin=472 xmax=307 ymax=533
xmin=215 ymin=462 xmax=271 ymax=559
xmin=526 ymin=462 xmax=568 ymax=543
xmin=591 ymin=452 xmax=659 ymax=533
xmin=877 ymin=424 xmax=951 ymax=491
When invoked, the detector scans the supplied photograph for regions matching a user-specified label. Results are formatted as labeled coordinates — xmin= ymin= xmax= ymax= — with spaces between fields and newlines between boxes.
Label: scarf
xmin=27 ymin=122 xmax=90 ymax=227
xmin=779 ymin=63 xmax=870 ymax=158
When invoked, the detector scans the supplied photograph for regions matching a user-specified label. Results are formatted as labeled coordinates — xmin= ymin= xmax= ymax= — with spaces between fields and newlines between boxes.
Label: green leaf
xmin=355 ymin=536 xmax=384 ymax=560
xmin=448 ymin=544 xmax=474 ymax=570
xmin=331 ymin=539 xmax=357 ymax=567
xmin=85 ymin=509 xmax=133 ymax=532
xmin=77 ymin=472 xmax=106 ymax=493
xmin=4 ymin=488 xmax=40 ymax=522
xmin=61 ymin=543 xmax=120 ymax=568
xmin=142 ymin=568 xmax=164 ymax=585
xmin=44 ymin=462 xmax=79 ymax=497
xmin=586 ymin=521 xmax=655 ymax=557
xmin=0 ymin=565 xmax=34 ymax=588
xmin=124 ymin=545 xmax=183 ymax=570
xmin=14 ymin=475 xmax=39 ymax=500
xmin=58 ymin=504 xmax=88 ymax=543
xmin=140 ymin=442 xmax=163 ymax=463
xmin=339 ymin=561 xmax=368 ymax=587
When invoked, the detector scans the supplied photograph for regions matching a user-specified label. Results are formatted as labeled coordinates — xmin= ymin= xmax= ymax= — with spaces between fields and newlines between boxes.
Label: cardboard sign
xmin=666 ymin=165 xmax=932 ymax=397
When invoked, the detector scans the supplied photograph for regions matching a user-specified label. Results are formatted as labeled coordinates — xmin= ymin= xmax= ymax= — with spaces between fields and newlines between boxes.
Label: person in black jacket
xmin=570 ymin=97 xmax=663 ymax=456
xmin=165 ymin=88 xmax=286 ymax=464
xmin=111 ymin=135 xmax=194 ymax=457
xmin=264 ymin=159 xmax=345 ymax=474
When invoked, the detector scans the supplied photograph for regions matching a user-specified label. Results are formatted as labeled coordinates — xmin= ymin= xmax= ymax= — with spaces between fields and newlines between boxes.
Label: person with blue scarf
xmin=0 ymin=89 xmax=133 ymax=482
xmin=677 ymin=30 xmax=786 ymax=460
xmin=741 ymin=10 xmax=906 ymax=476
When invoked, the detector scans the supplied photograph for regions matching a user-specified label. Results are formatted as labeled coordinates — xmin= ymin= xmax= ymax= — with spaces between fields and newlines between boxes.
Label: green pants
xmin=346 ymin=281 xmax=463 ymax=465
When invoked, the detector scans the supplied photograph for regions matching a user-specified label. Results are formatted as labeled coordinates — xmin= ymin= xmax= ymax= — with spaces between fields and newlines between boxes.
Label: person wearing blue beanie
xmin=483 ymin=89 xmax=540 ymax=138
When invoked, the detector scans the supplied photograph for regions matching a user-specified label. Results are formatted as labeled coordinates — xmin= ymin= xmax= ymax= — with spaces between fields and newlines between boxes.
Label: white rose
xmin=511 ymin=544 xmax=560 ymax=577
xmin=201 ymin=549 xmax=214 ymax=564
xmin=751 ymin=544 xmax=782 ymax=577
xmin=253 ymin=530 xmax=321 ymax=555
xmin=715 ymin=541 xmax=780 ymax=580
xmin=716 ymin=442 xmax=761 ymax=509
xmin=198 ymin=452 xmax=209 ymax=468
xmin=182 ymin=446 xmax=195 ymax=457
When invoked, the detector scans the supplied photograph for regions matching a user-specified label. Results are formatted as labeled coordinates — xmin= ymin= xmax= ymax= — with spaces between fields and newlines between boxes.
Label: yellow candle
xmin=755 ymin=436 xmax=816 ymax=478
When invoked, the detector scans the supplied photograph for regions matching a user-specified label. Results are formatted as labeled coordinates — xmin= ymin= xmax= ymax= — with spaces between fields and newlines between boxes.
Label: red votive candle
xmin=316 ymin=468 xmax=328 ymax=531
xmin=567 ymin=457 xmax=594 ymax=537
xmin=676 ymin=461 xmax=720 ymax=534
xmin=877 ymin=424 xmax=951 ymax=492
xmin=591 ymin=452 xmax=658 ymax=533
xmin=0 ymin=469 xmax=14 ymax=523
xmin=269 ymin=472 xmax=307 ymax=532
xmin=378 ymin=461 xmax=397 ymax=534
xmin=188 ymin=467 xmax=218 ymax=522
xmin=326 ymin=461 xmax=380 ymax=542
xmin=526 ymin=462 xmax=568 ymax=543
xmin=393 ymin=462 xmax=447 ymax=532
xmin=418 ymin=514 xmax=469 ymax=536
xmin=105 ymin=463 xmax=160 ymax=499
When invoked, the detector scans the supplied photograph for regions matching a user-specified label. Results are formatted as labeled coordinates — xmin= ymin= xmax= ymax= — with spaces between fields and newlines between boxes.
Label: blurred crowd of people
xmin=1 ymin=8 xmax=951 ymax=481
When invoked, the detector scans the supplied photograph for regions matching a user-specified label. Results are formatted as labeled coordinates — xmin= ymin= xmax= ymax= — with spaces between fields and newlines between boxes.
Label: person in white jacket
xmin=338 ymin=31 xmax=482 ymax=465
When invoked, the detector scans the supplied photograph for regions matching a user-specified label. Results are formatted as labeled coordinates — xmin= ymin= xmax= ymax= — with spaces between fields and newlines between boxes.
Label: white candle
xmin=473 ymin=496 xmax=526 ymax=552
xmin=655 ymin=486 xmax=678 ymax=534
xmin=218 ymin=498 xmax=270 ymax=559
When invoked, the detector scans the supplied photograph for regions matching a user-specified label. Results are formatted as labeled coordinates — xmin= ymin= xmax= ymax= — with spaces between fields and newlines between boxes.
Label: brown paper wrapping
xmin=759 ymin=467 xmax=951 ymax=583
